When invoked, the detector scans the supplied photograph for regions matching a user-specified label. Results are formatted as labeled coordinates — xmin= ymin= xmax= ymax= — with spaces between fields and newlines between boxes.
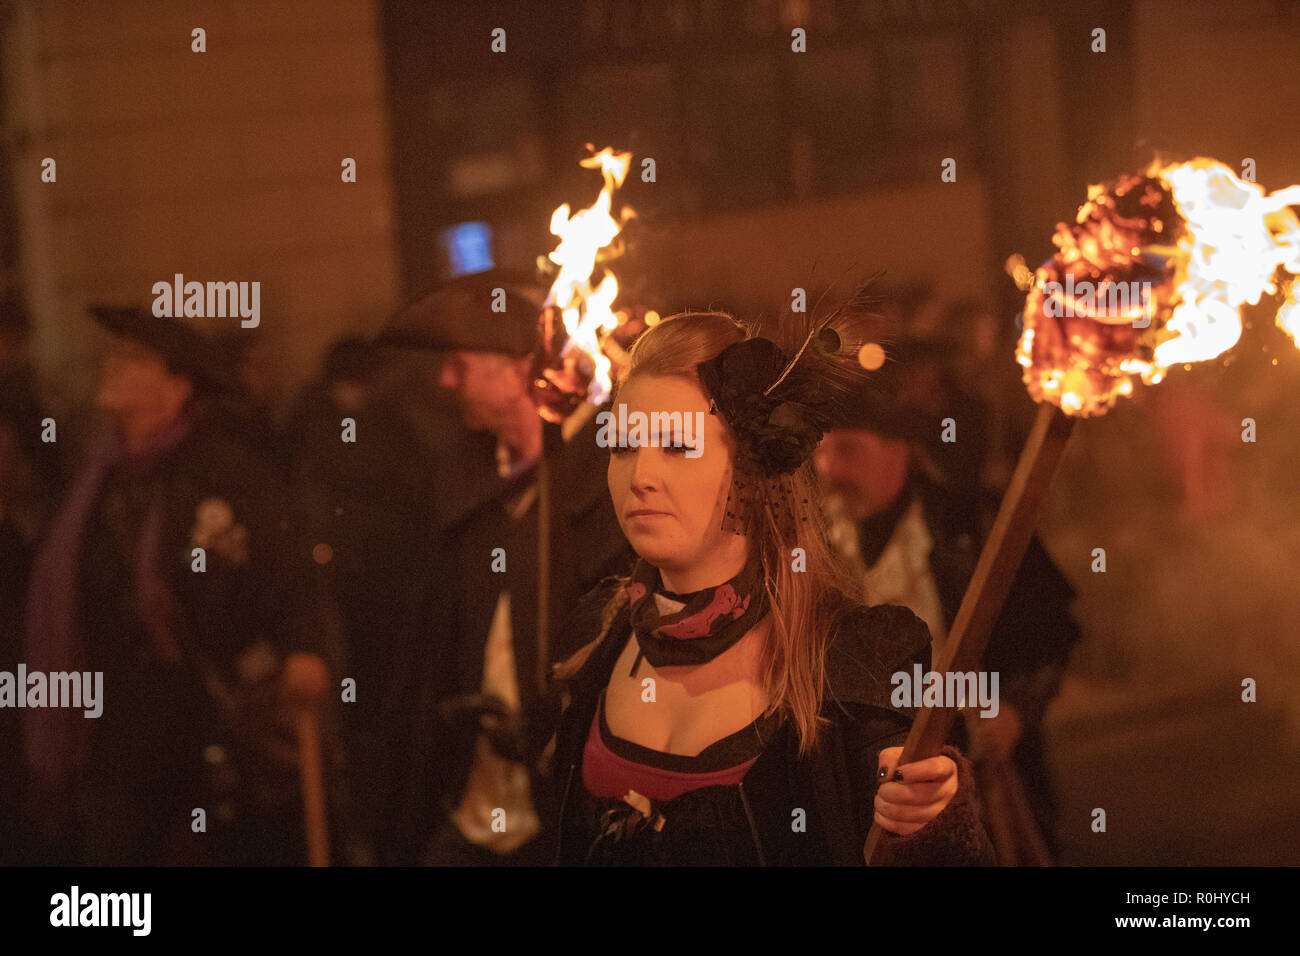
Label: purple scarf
xmin=24 ymin=414 xmax=191 ymax=790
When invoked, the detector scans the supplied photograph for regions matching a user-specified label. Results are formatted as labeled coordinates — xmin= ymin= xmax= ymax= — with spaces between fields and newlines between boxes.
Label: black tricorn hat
xmin=88 ymin=304 xmax=240 ymax=395
xmin=373 ymin=268 xmax=545 ymax=358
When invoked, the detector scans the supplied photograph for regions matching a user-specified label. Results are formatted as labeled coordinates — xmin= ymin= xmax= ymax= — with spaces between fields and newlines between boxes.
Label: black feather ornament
xmin=697 ymin=271 xmax=888 ymax=476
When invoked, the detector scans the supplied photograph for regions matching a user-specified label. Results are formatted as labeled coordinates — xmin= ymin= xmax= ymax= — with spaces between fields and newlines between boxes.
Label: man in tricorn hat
xmin=22 ymin=305 xmax=341 ymax=865
xmin=372 ymin=269 xmax=634 ymax=865
xmin=814 ymin=339 xmax=1082 ymax=863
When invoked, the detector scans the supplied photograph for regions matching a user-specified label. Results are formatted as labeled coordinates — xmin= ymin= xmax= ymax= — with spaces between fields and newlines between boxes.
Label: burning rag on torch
xmin=1015 ymin=157 xmax=1300 ymax=417
xmin=532 ymin=146 xmax=651 ymax=424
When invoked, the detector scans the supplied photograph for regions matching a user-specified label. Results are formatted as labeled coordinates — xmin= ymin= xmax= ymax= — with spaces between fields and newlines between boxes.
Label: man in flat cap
xmin=22 ymin=305 xmax=341 ymax=865
xmin=814 ymin=340 xmax=1082 ymax=864
xmin=372 ymin=269 xmax=634 ymax=865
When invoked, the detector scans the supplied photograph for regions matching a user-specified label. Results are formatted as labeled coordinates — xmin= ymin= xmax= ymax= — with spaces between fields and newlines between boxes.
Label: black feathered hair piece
xmin=697 ymin=271 xmax=887 ymax=478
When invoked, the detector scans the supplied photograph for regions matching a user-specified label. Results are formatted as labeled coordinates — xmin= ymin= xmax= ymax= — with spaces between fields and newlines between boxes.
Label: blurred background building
xmin=2 ymin=0 xmax=1299 ymax=863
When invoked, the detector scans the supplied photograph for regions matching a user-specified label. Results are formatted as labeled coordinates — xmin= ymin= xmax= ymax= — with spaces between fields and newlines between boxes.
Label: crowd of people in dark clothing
xmin=0 ymin=271 xmax=1081 ymax=866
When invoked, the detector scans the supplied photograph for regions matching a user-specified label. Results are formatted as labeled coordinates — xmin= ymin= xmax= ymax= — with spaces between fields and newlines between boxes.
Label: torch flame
xmin=1153 ymin=158 xmax=1300 ymax=365
xmin=543 ymin=145 xmax=635 ymax=406
xmin=1017 ymin=157 xmax=1300 ymax=416
xmin=1279 ymin=292 xmax=1300 ymax=344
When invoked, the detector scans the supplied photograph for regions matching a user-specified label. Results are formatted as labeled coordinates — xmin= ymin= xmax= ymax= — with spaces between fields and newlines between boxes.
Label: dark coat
xmin=379 ymin=410 xmax=636 ymax=865
xmin=114 ymin=406 xmax=342 ymax=679
xmin=23 ymin=401 xmax=342 ymax=865
xmin=0 ymin=521 xmax=34 ymax=864
xmin=283 ymin=388 xmax=467 ymax=859
xmin=916 ymin=474 xmax=1082 ymax=723
xmin=550 ymin=580 xmax=997 ymax=866
xmin=912 ymin=472 xmax=1082 ymax=851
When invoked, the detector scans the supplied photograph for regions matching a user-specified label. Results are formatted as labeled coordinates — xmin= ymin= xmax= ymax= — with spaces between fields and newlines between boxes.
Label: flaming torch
xmin=864 ymin=157 xmax=1300 ymax=864
xmin=1018 ymin=158 xmax=1300 ymax=415
xmin=530 ymin=145 xmax=651 ymax=692
xmin=532 ymin=145 xmax=651 ymax=423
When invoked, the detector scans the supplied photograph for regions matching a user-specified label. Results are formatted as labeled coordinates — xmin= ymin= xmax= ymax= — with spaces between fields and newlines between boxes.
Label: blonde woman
xmin=549 ymin=309 xmax=994 ymax=865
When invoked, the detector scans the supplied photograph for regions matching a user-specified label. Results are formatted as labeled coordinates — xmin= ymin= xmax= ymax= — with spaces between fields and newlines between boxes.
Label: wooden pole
xmin=284 ymin=652 xmax=331 ymax=867
xmin=864 ymin=402 xmax=1075 ymax=864
xmin=1003 ymin=757 xmax=1054 ymax=866
xmin=537 ymin=454 xmax=552 ymax=696
xmin=973 ymin=753 xmax=1053 ymax=866
xmin=978 ymin=757 xmax=1020 ymax=865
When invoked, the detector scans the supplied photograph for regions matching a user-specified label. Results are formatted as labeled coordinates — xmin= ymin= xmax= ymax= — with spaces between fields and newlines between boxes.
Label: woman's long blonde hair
xmin=555 ymin=311 xmax=862 ymax=756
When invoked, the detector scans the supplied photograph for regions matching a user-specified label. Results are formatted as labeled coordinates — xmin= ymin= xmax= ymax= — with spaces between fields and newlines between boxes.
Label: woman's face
xmin=606 ymin=374 xmax=740 ymax=579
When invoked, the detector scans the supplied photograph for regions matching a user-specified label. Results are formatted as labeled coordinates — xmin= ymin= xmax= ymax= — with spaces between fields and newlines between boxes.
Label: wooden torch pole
xmin=284 ymin=652 xmax=331 ymax=867
xmin=537 ymin=453 xmax=552 ymax=697
xmin=864 ymin=401 xmax=1076 ymax=864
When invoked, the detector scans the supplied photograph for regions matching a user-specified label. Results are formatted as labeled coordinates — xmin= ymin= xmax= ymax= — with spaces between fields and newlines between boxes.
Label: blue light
xmin=441 ymin=221 xmax=494 ymax=277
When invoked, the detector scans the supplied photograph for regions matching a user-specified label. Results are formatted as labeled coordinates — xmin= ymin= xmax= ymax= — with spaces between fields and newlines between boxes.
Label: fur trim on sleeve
xmin=872 ymin=745 xmax=996 ymax=866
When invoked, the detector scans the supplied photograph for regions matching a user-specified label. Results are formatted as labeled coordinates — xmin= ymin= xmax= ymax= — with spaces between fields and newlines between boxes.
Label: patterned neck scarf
xmin=624 ymin=549 xmax=769 ymax=667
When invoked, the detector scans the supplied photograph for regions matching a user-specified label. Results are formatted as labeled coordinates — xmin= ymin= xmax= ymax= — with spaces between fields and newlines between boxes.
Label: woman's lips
xmin=627 ymin=510 xmax=670 ymax=519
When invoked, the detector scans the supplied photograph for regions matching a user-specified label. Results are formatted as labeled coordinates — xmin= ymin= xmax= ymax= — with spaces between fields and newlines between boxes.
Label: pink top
xmin=581 ymin=689 xmax=774 ymax=802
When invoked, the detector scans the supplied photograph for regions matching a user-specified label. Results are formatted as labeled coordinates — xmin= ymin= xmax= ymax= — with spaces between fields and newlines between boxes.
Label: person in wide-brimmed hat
xmin=87 ymin=305 xmax=240 ymax=450
xmin=368 ymin=269 xmax=635 ymax=866
xmin=375 ymin=268 xmax=549 ymax=437
xmin=813 ymin=335 xmax=1082 ymax=864
xmin=21 ymin=303 xmax=341 ymax=866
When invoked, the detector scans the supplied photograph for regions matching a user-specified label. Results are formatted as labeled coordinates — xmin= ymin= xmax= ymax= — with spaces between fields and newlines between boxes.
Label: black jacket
xmin=379 ymin=411 xmax=635 ymax=864
xmin=915 ymin=473 xmax=1081 ymax=727
xmin=22 ymin=401 xmax=342 ymax=865
xmin=550 ymin=580 xmax=996 ymax=866
xmin=899 ymin=472 xmax=1082 ymax=855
